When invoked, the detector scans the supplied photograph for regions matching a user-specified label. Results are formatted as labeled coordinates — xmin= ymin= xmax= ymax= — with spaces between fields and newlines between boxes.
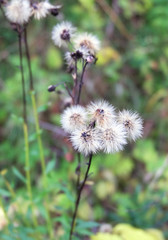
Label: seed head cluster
xmin=51 ymin=21 xmax=100 ymax=69
xmin=4 ymin=0 xmax=61 ymax=24
xmin=61 ymin=100 xmax=143 ymax=156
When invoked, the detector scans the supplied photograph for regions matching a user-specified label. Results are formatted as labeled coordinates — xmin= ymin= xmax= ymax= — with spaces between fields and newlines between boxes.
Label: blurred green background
xmin=0 ymin=0 xmax=168 ymax=239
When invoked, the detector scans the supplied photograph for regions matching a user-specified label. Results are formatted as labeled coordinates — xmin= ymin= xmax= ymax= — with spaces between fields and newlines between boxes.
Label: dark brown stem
xmin=76 ymin=153 xmax=81 ymax=192
xmin=69 ymin=154 xmax=93 ymax=240
xmin=23 ymin=27 xmax=34 ymax=90
xmin=76 ymin=62 xmax=88 ymax=104
xmin=64 ymin=83 xmax=73 ymax=99
xmin=18 ymin=32 xmax=27 ymax=123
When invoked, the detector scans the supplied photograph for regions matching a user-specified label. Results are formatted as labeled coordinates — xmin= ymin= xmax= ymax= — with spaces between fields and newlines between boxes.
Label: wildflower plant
xmin=50 ymin=17 xmax=143 ymax=240
xmin=0 ymin=0 xmax=144 ymax=239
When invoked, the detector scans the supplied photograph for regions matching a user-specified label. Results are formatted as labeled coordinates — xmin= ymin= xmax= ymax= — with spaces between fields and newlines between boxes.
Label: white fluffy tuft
xmin=70 ymin=127 xmax=101 ymax=156
xmin=87 ymin=100 xmax=116 ymax=128
xmin=61 ymin=105 xmax=87 ymax=133
xmin=73 ymin=32 xmax=100 ymax=55
xmin=51 ymin=21 xmax=76 ymax=47
xmin=5 ymin=0 xmax=31 ymax=24
xmin=99 ymin=122 xmax=127 ymax=154
xmin=118 ymin=110 xmax=143 ymax=141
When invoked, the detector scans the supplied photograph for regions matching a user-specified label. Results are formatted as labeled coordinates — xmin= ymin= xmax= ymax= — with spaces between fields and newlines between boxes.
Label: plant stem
xmin=18 ymin=32 xmax=27 ymax=123
xmin=69 ymin=154 xmax=93 ymax=240
xmin=76 ymin=153 xmax=81 ymax=192
xmin=24 ymin=28 xmax=33 ymax=90
xmin=76 ymin=62 xmax=88 ymax=104
xmin=30 ymin=91 xmax=46 ymax=182
xmin=23 ymin=122 xmax=38 ymax=227
xmin=23 ymin=28 xmax=53 ymax=239
xmin=18 ymin=30 xmax=37 ymax=227
xmin=30 ymin=90 xmax=53 ymax=239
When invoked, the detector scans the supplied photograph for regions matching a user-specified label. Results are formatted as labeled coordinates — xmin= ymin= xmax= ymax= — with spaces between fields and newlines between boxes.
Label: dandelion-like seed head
xmin=73 ymin=33 xmax=100 ymax=55
xmin=31 ymin=1 xmax=61 ymax=20
xmin=70 ymin=127 xmax=101 ymax=156
xmin=5 ymin=0 xmax=31 ymax=24
xmin=31 ymin=1 xmax=51 ymax=20
xmin=51 ymin=21 xmax=76 ymax=47
xmin=100 ymin=122 xmax=127 ymax=154
xmin=118 ymin=110 xmax=143 ymax=141
xmin=61 ymin=105 xmax=87 ymax=133
xmin=87 ymin=100 xmax=116 ymax=128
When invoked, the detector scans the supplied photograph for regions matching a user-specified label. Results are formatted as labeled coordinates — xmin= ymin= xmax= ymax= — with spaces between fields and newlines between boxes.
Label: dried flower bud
xmin=48 ymin=85 xmax=56 ymax=92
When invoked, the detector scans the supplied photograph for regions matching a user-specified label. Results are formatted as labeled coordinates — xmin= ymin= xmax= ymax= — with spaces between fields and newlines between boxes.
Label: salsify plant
xmin=49 ymin=18 xmax=143 ymax=240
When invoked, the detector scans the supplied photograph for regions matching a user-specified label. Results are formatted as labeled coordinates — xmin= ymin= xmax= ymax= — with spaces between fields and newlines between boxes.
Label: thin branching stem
xmin=76 ymin=61 xmax=88 ymax=104
xmin=69 ymin=154 xmax=93 ymax=240
xmin=76 ymin=153 xmax=81 ymax=192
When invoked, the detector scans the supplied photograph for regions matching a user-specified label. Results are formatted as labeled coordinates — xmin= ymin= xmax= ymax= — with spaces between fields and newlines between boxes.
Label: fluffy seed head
xmin=73 ymin=33 xmax=100 ymax=55
xmin=99 ymin=122 xmax=127 ymax=154
xmin=87 ymin=100 xmax=116 ymax=128
xmin=5 ymin=0 xmax=31 ymax=24
xmin=51 ymin=21 xmax=76 ymax=47
xmin=61 ymin=105 xmax=87 ymax=133
xmin=73 ymin=46 xmax=89 ymax=60
xmin=31 ymin=1 xmax=61 ymax=20
xmin=118 ymin=110 xmax=143 ymax=141
xmin=65 ymin=52 xmax=74 ymax=66
xmin=70 ymin=127 xmax=101 ymax=156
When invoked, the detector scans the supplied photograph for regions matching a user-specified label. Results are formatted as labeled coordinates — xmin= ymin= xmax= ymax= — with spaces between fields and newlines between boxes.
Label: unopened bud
xmin=87 ymin=55 xmax=95 ymax=63
xmin=48 ymin=85 xmax=56 ymax=92
xmin=50 ymin=8 xmax=59 ymax=16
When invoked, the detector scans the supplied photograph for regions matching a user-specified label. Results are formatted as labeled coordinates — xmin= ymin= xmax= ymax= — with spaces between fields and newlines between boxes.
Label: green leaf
xmin=37 ymin=104 xmax=48 ymax=113
xmin=77 ymin=219 xmax=100 ymax=229
xmin=0 ymin=188 xmax=11 ymax=197
xmin=45 ymin=160 xmax=56 ymax=174
xmin=12 ymin=167 xmax=26 ymax=184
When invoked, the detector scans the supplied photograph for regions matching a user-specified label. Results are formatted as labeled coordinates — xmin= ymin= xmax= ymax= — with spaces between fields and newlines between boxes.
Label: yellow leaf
xmin=78 ymin=202 xmax=92 ymax=220
xmin=91 ymin=233 xmax=122 ymax=240
xmin=97 ymin=47 xmax=120 ymax=65
xmin=147 ymin=229 xmax=165 ymax=240
xmin=95 ymin=181 xmax=115 ymax=200
xmin=113 ymin=224 xmax=155 ymax=240
xmin=113 ymin=223 xmax=134 ymax=233
xmin=0 ymin=169 xmax=8 ymax=176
